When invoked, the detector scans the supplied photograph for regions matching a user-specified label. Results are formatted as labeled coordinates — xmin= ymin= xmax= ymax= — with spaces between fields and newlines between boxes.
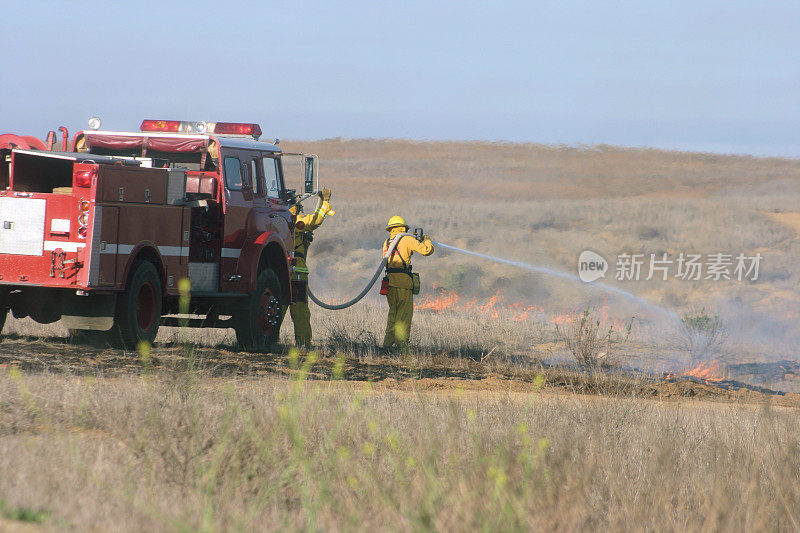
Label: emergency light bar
xmin=213 ymin=122 xmax=262 ymax=137
xmin=140 ymin=120 xmax=182 ymax=132
xmin=140 ymin=119 xmax=262 ymax=139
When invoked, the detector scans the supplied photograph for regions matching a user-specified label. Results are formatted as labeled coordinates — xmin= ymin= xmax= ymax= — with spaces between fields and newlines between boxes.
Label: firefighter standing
xmin=288 ymin=188 xmax=334 ymax=346
xmin=382 ymin=216 xmax=434 ymax=350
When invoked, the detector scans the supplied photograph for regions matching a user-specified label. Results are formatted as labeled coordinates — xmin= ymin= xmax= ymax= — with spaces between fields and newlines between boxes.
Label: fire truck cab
xmin=0 ymin=119 xmax=314 ymax=350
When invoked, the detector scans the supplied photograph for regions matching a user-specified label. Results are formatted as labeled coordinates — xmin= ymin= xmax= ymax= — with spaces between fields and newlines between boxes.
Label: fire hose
xmin=306 ymin=232 xmax=414 ymax=310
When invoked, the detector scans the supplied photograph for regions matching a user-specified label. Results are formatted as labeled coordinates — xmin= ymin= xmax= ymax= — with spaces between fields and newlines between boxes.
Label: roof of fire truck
xmin=12 ymin=149 xmax=145 ymax=165
xmin=75 ymin=120 xmax=280 ymax=154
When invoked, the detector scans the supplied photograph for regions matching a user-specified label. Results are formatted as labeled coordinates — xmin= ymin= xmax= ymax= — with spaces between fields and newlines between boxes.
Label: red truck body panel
xmin=0 ymin=155 xmax=193 ymax=295
xmin=0 ymin=124 xmax=298 ymax=342
xmin=1 ymin=138 xmax=294 ymax=289
xmin=0 ymin=191 xmax=91 ymax=287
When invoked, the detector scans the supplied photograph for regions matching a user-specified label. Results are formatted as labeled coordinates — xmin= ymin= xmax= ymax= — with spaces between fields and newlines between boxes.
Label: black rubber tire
xmin=109 ymin=261 xmax=163 ymax=349
xmin=0 ymin=306 xmax=7 ymax=337
xmin=234 ymin=269 xmax=283 ymax=352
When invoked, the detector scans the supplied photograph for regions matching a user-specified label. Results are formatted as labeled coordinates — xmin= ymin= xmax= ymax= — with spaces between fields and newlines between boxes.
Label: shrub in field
xmin=439 ymin=264 xmax=483 ymax=293
xmin=556 ymin=308 xmax=632 ymax=369
xmin=0 ymin=499 xmax=49 ymax=524
xmin=674 ymin=308 xmax=728 ymax=362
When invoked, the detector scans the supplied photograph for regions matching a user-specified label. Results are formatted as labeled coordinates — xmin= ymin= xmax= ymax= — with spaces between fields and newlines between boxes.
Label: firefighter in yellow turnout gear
xmin=382 ymin=216 xmax=434 ymax=349
xmin=288 ymin=188 xmax=334 ymax=345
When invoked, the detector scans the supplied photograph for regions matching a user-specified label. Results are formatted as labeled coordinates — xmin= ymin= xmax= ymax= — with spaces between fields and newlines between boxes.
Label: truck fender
xmin=238 ymin=232 xmax=290 ymax=296
xmin=119 ymin=242 xmax=166 ymax=290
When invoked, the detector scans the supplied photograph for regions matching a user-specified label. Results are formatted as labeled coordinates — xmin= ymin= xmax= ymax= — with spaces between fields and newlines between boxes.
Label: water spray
xmin=308 ymin=234 xmax=679 ymax=321
xmin=432 ymin=241 xmax=679 ymax=321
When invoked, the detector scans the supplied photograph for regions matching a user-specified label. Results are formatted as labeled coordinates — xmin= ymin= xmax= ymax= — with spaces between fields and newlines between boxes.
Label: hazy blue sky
xmin=2 ymin=1 xmax=797 ymax=156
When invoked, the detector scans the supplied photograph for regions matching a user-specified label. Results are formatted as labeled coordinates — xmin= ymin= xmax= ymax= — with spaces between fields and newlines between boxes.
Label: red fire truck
xmin=0 ymin=119 xmax=317 ymax=350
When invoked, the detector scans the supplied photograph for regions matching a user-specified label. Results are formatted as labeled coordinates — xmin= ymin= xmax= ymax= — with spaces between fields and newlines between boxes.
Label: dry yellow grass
xmin=1 ymin=368 xmax=800 ymax=531
xmin=282 ymin=139 xmax=800 ymax=202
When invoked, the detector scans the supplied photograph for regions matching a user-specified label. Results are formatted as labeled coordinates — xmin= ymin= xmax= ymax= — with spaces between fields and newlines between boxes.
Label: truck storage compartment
xmin=11 ymin=151 xmax=73 ymax=193
xmin=98 ymin=166 xmax=168 ymax=204
xmin=189 ymin=199 xmax=222 ymax=262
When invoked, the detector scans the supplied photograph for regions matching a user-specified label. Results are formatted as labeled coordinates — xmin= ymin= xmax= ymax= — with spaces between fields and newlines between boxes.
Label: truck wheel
xmin=110 ymin=261 xmax=162 ymax=349
xmin=0 ymin=306 xmax=7 ymax=337
xmin=235 ymin=269 xmax=283 ymax=352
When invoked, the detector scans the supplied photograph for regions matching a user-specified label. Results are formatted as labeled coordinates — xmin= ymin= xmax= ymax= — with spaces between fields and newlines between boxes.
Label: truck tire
xmin=235 ymin=268 xmax=283 ymax=352
xmin=109 ymin=260 xmax=162 ymax=349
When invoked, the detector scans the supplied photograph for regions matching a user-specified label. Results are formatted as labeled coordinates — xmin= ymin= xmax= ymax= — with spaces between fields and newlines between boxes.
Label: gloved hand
xmin=321 ymin=188 xmax=332 ymax=201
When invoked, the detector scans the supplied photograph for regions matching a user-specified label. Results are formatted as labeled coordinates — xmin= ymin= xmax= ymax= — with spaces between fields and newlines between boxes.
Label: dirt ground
xmin=2 ymin=335 xmax=798 ymax=409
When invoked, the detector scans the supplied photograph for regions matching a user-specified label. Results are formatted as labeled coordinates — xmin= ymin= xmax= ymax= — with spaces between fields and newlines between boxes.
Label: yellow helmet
xmin=385 ymin=215 xmax=408 ymax=232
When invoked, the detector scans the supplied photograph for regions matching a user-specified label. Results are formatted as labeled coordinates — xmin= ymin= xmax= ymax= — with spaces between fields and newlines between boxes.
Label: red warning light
xmin=74 ymin=170 xmax=94 ymax=188
xmin=213 ymin=122 xmax=262 ymax=137
xmin=140 ymin=120 xmax=182 ymax=132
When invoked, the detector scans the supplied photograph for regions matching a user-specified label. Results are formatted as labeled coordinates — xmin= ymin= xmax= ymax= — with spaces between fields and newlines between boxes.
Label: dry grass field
xmin=2 ymin=139 xmax=800 ymax=531
xmin=1 ymin=364 xmax=800 ymax=531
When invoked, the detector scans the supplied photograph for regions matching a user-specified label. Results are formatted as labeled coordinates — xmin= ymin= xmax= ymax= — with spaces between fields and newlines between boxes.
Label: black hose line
xmin=306 ymin=232 xmax=413 ymax=310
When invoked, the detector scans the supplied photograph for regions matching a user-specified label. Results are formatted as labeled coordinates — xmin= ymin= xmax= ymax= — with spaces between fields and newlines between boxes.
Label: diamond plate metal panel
xmin=167 ymin=170 xmax=187 ymax=205
xmin=188 ymin=262 xmax=219 ymax=292
xmin=0 ymin=197 xmax=46 ymax=255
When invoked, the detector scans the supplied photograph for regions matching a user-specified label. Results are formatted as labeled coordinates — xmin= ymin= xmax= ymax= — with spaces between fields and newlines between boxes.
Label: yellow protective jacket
xmin=382 ymin=228 xmax=434 ymax=289
xmin=293 ymin=200 xmax=333 ymax=279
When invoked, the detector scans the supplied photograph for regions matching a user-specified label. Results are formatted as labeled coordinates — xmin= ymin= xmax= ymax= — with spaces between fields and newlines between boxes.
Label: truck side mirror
xmin=304 ymin=156 xmax=315 ymax=194
xmin=282 ymin=188 xmax=297 ymax=204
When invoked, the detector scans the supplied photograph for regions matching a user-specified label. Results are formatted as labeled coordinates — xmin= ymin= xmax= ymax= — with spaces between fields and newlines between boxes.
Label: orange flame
xmin=550 ymin=313 xmax=574 ymax=325
xmin=417 ymin=286 xmax=543 ymax=320
xmin=415 ymin=285 xmax=628 ymax=326
xmin=417 ymin=285 xmax=461 ymax=312
xmin=682 ymin=360 xmax=725 ymax=382
xmin=666 ymin=360 xmax=725 ymax=383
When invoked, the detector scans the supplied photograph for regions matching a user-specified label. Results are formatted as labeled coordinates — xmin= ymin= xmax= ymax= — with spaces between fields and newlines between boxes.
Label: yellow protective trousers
xmin=289 ymin=302 xmax=312 ymax=346
xmin=383 ymin=287 xmax=414 ymax=348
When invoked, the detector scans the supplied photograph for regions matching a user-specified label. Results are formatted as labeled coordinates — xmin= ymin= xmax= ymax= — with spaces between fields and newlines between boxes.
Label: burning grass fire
xmin=414 ymin=287 xmax=791 ymax=396
xmin=416 ymin=283 xmax=571 ymax=323
xmin=416 ymin=284 xmax=625 ymax=327
xmin=659 ymin=360 xmax=796 ymax=395
xmin=666 ymin=360 xmax=726 ymax=384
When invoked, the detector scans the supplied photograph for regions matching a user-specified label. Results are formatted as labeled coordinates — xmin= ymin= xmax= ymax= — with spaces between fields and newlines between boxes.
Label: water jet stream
xmin=433 ymin=241 xmax=679 ymax=321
